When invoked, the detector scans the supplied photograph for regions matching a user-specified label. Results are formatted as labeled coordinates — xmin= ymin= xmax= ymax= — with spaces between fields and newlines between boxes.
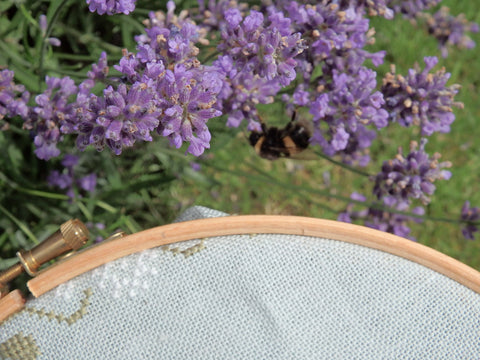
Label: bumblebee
xmin=249 ymin=112 xmax=312 ymax=160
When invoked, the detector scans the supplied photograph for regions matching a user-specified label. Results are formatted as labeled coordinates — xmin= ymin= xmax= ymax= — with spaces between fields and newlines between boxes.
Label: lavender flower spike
xmin=86 ymin=0 xmax=136 ymax=15
xmin=338 ymin=192 xmax=425 ymax=240
xmin=373 ymin=138 xmax=452 ymax=209
xmin=48 ymin=154 xmax=97 ymax=200
xmin=0 ymin=69 xmax=30 ymax=123
xmin=218 ymin=9 xmax=306 ymax=87
xmin=24 ymin=76 xmax=78 ymax=160
xmin=422 ymin=6 xmax=479 ymax=58
xmin=156 ymin=64 xmax=223 ymax=156
xmin=39 ymin=14 xmax=61 ymax=47
xmin=389 ymin=0 xmax=441 ymax=19
xmin=76 ymin=81 xmax=161 ymax=155
xmin=109 ymin=3 xmax=223 ymax=156
xmin=381 ymin=56 xmax=463 ymax=136
xmin=460 ymin=201 xmax=480 ymax=240
xmin=309 ymin=66 xmax=388 ymax=165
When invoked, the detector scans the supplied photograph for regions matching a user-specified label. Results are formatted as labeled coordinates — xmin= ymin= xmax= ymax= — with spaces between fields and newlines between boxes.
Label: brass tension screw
xmin=0 ymin=219 xmax=89 ymax=292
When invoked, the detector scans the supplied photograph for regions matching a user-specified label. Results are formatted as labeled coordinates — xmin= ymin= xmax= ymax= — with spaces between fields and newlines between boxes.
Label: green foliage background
xmin=0 ymin=0 xmax=479 ymax=291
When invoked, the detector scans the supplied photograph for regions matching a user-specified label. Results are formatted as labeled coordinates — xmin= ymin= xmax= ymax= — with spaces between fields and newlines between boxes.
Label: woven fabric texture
xmin=1 ymin=206 xmax=480 ymax=359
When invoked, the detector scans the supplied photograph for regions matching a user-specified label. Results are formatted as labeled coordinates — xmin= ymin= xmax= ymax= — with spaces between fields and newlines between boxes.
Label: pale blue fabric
xmin=1 ymin=206 xmax=480 ymax=359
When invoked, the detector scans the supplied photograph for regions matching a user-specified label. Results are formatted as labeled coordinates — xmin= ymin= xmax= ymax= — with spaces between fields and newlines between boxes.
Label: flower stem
xmin=38 ymin=0 xmax=70 ymax=88
xmin=0 ymin=204 xmax=38 ymax=244
xmin=313 ymin=150 xmax=372 ymax=177
xmin=55 ymin=23 xmax=123 ymax=54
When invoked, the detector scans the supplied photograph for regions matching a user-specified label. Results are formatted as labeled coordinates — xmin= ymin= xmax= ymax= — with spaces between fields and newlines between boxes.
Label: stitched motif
xmin=161 ymin=239 xmax=206 ymax=258
xmin=0 ymin=332 xmax=40 ymax=360
xmin=24 ymin=288 xmax=92 ymax=325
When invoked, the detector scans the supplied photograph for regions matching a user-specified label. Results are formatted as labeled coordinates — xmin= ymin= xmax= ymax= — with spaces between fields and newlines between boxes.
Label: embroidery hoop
xmin=2 ymin=215 xmax=480 ymax=322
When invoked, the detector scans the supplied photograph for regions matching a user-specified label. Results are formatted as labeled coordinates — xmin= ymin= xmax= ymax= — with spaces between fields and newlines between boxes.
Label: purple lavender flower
xmin=339 ymin=192 xmax=425 ymax=240
xmin=94 ymin=2 xmax=222 ymax=156
xmin=309 ymin=67 xmax=388 ymax=165
xmin=373 ymin=139 xmax=452 ymax=209
xmin=275 ymin=1 xmax=385 ymax=80
xmin=47 ymin=155 xmax=77 ymax=198
xmin=62 ymin=3 xmax=223 ymax=157
xmin=421 ymin=6 xmax=479 ymax=58
xmin=388 ymin=0 xmax=441 ymax=19
xmin=23 ymin=76 xmax=78 ymax=160
xmin=47 ymin=154 xmax=78 ymax=190
xmin=218 ymin=9 xmax=306 ymax=87
xmin=78 ymin=173 xmax=97 ymax=192
xmin=267 ymin=0 xmax=387 ymax=125
xmin=59 ymin=53 xmax=110 ymax=137
xmin=75 ymin=81 xmax=161 ymax=155
xmin=136 ymin=22 xmax=201 ymax=67
xmin=460 ymin=201 xmax=480 ymax=240
xmin=61 ymin=154 xmax=79 ymax=167
xmin=363 ymin=206 xmax=424 ymax=240
xmin=155 ymin=64 xmax=222 ymax=156
xmin=88 ymin=52 xmax=109 ymax=82
xmin=0 ymin=70 xmax=30 ymax=126
xmin=247 ymin=1 xmax=386 ymax=152
xmin=339 ymin=192 xmax=368 ymax=220
xmin=351 ymin=0 xmax=394 ymax=19
xmin=213 ymin=55 xmax=280 ymax=129
xmin=381 ymin=56 xmax=463 ymax=136
xmin=39 ymin=14 xmax=47 ymax=32
xmin=196 ymin=0 xmax=249 ymax=31
xmin=47 ymin=170 xmax=73 ymax=190
xmin=48 ymin=154 xmax=97 ymax=199
xmin=197 ymin=1 xmax=388 ymax=131
xmin=275 ymin=0 xmax=394 ymax=20
xmin=39 ymin=15 xmax=61 ymax=47
xmin=190 ymin=161 xmax=201 ymax=172
xmin=132 ymin=3 xmax=207 ymax=70
xmin=76 ymin=25 xmax=221 ymax=158
xmin=86 ymin=0 xmax=136 ymax=15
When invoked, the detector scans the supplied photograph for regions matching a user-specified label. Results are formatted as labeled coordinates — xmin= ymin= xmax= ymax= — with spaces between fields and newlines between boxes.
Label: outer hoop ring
xmin=27 ymin=215 xmax=480 ymax=297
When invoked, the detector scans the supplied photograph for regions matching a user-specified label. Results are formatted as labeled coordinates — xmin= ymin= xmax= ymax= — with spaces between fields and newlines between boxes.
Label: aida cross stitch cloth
xmin=1 ymin=206 xmax=480 ymax=359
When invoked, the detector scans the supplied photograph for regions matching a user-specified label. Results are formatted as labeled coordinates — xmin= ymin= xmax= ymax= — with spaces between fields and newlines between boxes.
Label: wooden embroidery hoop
xmin=2 ymin=215 xmax=480 ymax=322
